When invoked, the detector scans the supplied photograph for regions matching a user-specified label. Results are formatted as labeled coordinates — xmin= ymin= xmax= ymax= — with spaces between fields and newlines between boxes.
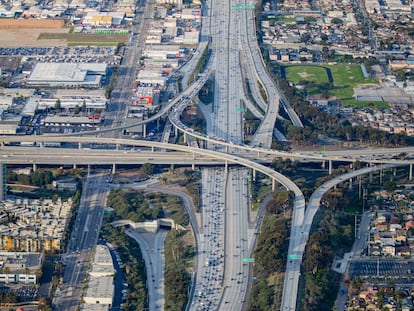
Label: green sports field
xmin=285 ymin=65 xmax=329 ymax=84
xmin=284 ymin=64 xmax=387 ymax=108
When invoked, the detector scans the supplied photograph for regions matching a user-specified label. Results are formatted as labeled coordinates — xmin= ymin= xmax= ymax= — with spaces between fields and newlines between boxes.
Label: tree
xmin=54 ymin=99 xmax=61 ymax=111
xmin=73 ymin=105 xmax=80 ymax=114
xmin=81 ymin=100 xmax=87 ymax=112
xmin=140 ymin=163 xmax=155 ymax=175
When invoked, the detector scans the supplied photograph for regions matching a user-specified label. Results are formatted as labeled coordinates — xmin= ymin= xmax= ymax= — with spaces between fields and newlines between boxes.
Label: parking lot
xmin=0 ymin=285 xmax=37 ymax=301
xmin=0 ymin=46 xmax=118 ymax=64
xmin=349 ymin=258 xmax=414 ymax=280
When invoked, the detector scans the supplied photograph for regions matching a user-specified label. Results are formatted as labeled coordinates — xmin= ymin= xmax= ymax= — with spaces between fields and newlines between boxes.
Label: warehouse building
xmin=27 ymin=63 xmax=108 ymax=88
xmin=83 ymin=277 xmax=114 ymax=306
xmin=82 ymin=245 xmax=114 ymax=310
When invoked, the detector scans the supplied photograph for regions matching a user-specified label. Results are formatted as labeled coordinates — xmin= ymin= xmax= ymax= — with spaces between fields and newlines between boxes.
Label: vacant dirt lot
xmin=0 ymin=19 xmax=64 ymax=29
xmin=0 ymin=19 xmax=68 ymax=47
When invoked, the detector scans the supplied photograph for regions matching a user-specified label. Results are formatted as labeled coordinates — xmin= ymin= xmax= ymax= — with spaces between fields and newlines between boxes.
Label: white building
xmin=144 ymin=45 xmax=181 ymax=60
xmin=83 ymin=276 xmax=114 ymax=305
xmin=155 ymin=0 xmax=182 ymax=6
xmin=27 ymin=63 xmax=107 ymax=88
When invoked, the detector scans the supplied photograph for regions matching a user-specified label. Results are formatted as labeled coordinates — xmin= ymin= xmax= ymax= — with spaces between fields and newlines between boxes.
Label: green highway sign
xmin=288 ymin=254 xmax=298 ymax=259
xmin=243 ymin=174 xmax=251 ymax=179
xmin=242 ymin=257 xmax=255 ymax=263
xmin=236 ymin=107 xmax=243 ymax=112
xmin=232 ymin=4 xmax=255 ymax=9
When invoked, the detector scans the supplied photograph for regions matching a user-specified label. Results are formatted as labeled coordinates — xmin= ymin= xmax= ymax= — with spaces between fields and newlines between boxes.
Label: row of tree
xmin=7 ymin=170 xmax=53 ymax=187
xmin=301 ymin=186 xmax=357 ymax=310
xmin=248 ymin=191 xmax=292 ymax=310
xmin=164 ymin=230 xmax=193 ymax=311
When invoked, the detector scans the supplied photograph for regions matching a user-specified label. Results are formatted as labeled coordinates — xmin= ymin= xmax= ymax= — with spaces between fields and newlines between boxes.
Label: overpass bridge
xmin=1 ymin=136 xmax=413 ymax=178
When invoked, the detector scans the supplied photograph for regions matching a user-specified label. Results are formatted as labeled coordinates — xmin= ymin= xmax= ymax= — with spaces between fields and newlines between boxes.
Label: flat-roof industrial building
xmin=27 ymin=63 xmax=108 ymax=88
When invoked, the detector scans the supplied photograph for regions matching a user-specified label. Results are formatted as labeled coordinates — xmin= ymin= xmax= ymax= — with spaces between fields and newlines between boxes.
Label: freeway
xmin=192 ymin=167 xmax=226 ymax=310
xmin=280 ymin=164 xmax=397 ymax=311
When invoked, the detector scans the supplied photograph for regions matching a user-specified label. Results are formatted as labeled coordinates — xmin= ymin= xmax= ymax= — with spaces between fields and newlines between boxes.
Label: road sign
xmin=232 ymin=4 xmax=255 ymax=9
xmin=288 ymin=254 xmax=298 ymax=259
xmin=242 ymin=257 xmax=254 ymax=263
xmin=243 ymin=174 xmax=251 ymax=179
xmin=236 ymin=107 xmax=243 ymax=112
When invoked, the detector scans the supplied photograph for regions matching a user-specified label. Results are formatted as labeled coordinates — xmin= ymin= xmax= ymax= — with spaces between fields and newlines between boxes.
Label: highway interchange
xmin=2 ymin=0 xmax=414 ymax=310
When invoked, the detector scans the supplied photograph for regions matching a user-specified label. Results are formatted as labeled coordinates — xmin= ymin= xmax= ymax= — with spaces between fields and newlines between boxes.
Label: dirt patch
xmin=0 ymin=28 xmax=69 ymax=47
xmin=0 ymin=19 xmax=64 ymax=29
xmin=298 ymin=71 xmax=312 ymax=78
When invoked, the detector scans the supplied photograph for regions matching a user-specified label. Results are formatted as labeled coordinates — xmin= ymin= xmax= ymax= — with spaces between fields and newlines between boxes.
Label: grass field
xmin=265 ymin=15 xmax=297 ymax=24
xmin=285 ymin=65 xmax=329 ymax=84
xmin=284 ymin=64 xmax=388 ymax=108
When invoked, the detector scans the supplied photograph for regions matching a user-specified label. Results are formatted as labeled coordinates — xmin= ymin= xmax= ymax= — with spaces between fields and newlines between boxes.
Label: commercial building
xmin=0 ymin=252 xmax=42 ymax=284
xmin=27 ymin=63 xmax=108 ymax=88
xmin=155 ymin=0 xmax=182 ymax=6
xmin=143 ymin=44 xmax=181 ymax=60
xmin=82 ymin=245 xmax=115 ymax=310
xmin=132 ymin=85 xmax=161 ymax=106
xmin=83 ymin=11 xmax=125 ymax=26
xmin=83 ymin=277 xmax=114 ymax=306
xmin=42 ymin=115 xmax=102 ymax=126
xmin=124 ymin=107 xmax=145 ymax=135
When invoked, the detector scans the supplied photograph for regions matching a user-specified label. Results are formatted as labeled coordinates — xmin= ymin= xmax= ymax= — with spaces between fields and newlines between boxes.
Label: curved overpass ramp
xmin=280 ymin=164 xmax=397 ymax=311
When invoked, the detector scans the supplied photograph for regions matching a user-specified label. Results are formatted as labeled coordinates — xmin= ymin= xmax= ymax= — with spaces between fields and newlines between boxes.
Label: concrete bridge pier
xmin=143 ymin=124 xmax=147 ymax=138
xmin=192 ymin=162 xmax=195 ymax=171
xmin=349 ymin=178 xmax=353 ymax=189
xmin=409 ymin=164 xmax=412 ymax=181
xmin=183 ymin=133 xmax=187 ymax=144
xmin=271 ymin=178 xmax=276 ymax=191
xmin=169 ymin=164 xmax=175 ymax=175
xmin=112 ymin=164 xmax=116 ymax=174
xmin=116 ymin=144 xmax=120 ymax=150
xmin=78 ymin=142 xmax=82 ymax=149
xmin=39 ymin=142 xmax=44 ymax=148
xmin=369 ymin=163 xmax=373 ymax=183
xmin=224 ymin=160 xmax=228 ymax=174
xmin=252 ymin=169 xmax=256 ymax=181
xmin=322 ymin=161 xmax=326 ymax=170
xmin=32 ymin=163 xmax=37 ymax=171
xmin=73 ymin=164 xmax=77 ymax=169
xmin=174 ymin=126 xmax=178 ymax=137
xmin=328 ymin=160 xmax=333 ymax=175
xmin=151 ymin=146 xmax=155 ymax=152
